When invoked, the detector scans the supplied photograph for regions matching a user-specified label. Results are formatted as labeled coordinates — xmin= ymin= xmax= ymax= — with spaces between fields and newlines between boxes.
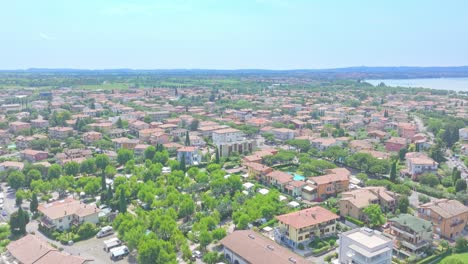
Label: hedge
xmin=312 ymin=245 xmax=330 ymax=255
xmin=345 ymin=216 xmax=364 ymax=226
xmin=416 ymin=250 xmax=451 ymax=264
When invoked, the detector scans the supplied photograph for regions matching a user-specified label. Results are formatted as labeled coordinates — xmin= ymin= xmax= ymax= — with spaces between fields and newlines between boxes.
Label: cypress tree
xmin=30 ymin=193 xmax=38 ymax=213
xmin=119 ymin=189 xmax=127 ymax=213
xmin=215 ymin=147 xmax=220 ymax=164
xmin=185 ymin=132 xmax=191 ymax=146
xmin=390 ymin=160 xmax=397 ymax=182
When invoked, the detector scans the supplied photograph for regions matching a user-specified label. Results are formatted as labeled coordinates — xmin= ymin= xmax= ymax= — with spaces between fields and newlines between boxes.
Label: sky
xmin=0 ymin=0 xmax=467 ymax=70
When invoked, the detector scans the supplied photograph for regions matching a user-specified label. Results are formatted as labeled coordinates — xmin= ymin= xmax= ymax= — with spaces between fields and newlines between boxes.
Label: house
xmin=398 ymin=123 xmax=417 ymax=139
xmin=129 ymin=120 xmax=150 ymax=135
xmin=56 ymin=149 xmax=93 ymax=165
xmin=38 ymin=197 xmax=100 ymax=231
xmin=49 ymin=126 xmax=74 ymax=139
xmin=213 ymin=128 xmax=254 ymax=157
xmin=459 ymin=127 xmax=468 ymax=141
xmin=266 ymin=170 xmax=293 ymax=190
xmin=20 ymin=149 xmax=48 ymax=163
xmin=0 ymin=161 xmax=24 ymax=171
xmin=339 ymin=187 xmax=398 ymax=221
xmin=6 ymin=234 xmax=91 ymax=264
xmin=339 ymin=227 xmax=393 ymax=264
xmin=404 ymin=152 xmax=438 ymax=179
xmin=9 ymin=121 xmax=31 ymax=134
xmin=418 ymin=199 xmax=468 ymax=240
xmin=388 ymin=214 xmax=433 ymax=255
xmin=385 ymin=137 xmax=408 ymax=152
xmin=149 ymin=132 xmax=171 ymax=145
xmin=111 ymin=137 xmax=140 ymax=149
xmin=30 ymin=118 xmax=49 ymax=128
xmin=220 ymin=230 xmax=308 ymax=264
xmin=82 ymin=131 xmax=103 ymax=144
xmin=243 ymin=162 xmax=273 ymax=181
xmin=311 ymin=137 xmax=339 ymax=151
xmin=306 ymin=168 xmax=350 ymax=201
xmin=275 ymin=206 xmax=339 ymax=248
xmin=134 ymin=144 xmax=150 ymax=156
xmin=271 ymin=128 xmax=295 ymax=141
xmin=177 ymin=146 xmax=202 ymax=165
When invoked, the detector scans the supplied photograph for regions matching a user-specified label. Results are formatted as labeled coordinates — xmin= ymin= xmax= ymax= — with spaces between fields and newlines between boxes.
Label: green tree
xmin=95 ymin=154 xmax=110 ymax=172
xmin=199 ymin=230 xmax=212 ymax=249
xmin=26 ymin=169 xmax=41 ymax=186
xmin=180 ymin=153 xmax=186 ymax=172
xmin=119 ymin=188 xmax=127 ymax=213
xmin=138 ymin=237 xmax=177 ymax=264
xmin=184 ymin=131 xmax=190 ymax=146
xmin=398 ymin=195 xmax=409 ymax=213
xmin=190 ymin=119 xmax=199 ymax=131
xmin=363 ymin=204 xmax=386 ymax=228
xmin=144 ymin=146 xmax=156 ymax=161
xmin=47 ymin=164 xmax=62 ymax=179
xmin=64 ymin=161 xmax=80 ymax=176
xmin=80 ymin=158 xmax=96 ymax=174
xmin=116 ymin=117 xmax=123 ymax=128
xmin=420 ymin=173 xmax=439 ymax=187
xmin=452 ymin=168 xmax=462 ymax=185
xmin=398 ymin=147 xmax=407 ymax=161
xmin=390 ymin=161 xmax=397 ymax=182
xmin=30 ymin=192 xmax=38 ymax=213
xmin=215 ymin=148 xmax=220 ymax=164
xmin=202 ymin=252 xmax=220 ymax=264
xmin=455 ymin=179 xmax=467 ymax=192
xmin=8 ymin=171 xmax=25 ymax=189
xmin=455 ymin=237 xmax=468 ymax=253
xmin=117 ymin=148 xmax=134 ymax=165
xmin=9 ymin=208 xmax=29 ymax=235
xmin=105 ymin=165 xmax=117 ymax=178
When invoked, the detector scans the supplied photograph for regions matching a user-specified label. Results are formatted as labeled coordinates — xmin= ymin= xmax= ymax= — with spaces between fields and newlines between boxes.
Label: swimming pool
xmin=292 ymin=173 xmax=305 ymax=181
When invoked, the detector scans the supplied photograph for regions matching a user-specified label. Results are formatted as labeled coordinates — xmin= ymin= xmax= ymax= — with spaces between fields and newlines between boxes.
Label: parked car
xmin=97 ymin=226 xmax=114 ymax=238
xmin=110 ymin=245 xmax=129 ymax=261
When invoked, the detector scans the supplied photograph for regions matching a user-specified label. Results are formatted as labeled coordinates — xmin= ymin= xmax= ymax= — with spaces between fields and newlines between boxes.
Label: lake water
xmin=365 ymin=78 xmax=468 ymax=92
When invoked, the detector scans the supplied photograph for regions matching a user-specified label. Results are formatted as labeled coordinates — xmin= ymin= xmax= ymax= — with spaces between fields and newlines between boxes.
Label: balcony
xmin=450 ymin=220 xmax=464 ymax=227
xmin=400 ymin=240 xmax=429 ymax=252
xmin=391 ymin=225 xmax=417 ymax=239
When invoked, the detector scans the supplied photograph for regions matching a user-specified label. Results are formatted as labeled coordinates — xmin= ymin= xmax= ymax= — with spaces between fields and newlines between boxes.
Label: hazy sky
xmin=1 ymin=0 xmax=467 ymax=69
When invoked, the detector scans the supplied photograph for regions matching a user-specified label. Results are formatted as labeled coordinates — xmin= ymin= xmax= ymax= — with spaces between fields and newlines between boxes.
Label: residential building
xmin=148 ymin=132 xmax=170 ymax=145
xmin=339 ymin=228 xmax=393 ymax=264
xmin=339 ymin=187 xmax=398 ymax=221
xmin=49 ymin=126 xmax=74 ymax=139
xmin=82 ymin=131 xmax=103 ymax=144
xmin=213 ymin=128 xmax=254 ymax=157
xmin=404 ymin=152 xmax=438 ymax=179
xmin=0 ymin=161 xmax=24 ymax=171
xmin=111 ymin=137 xmax=140 ymax=149
xmin=274 ymin=206 xmax=339 ymax=248
xmin=388 ymin=214 xmax=433 ymax=255
xmin=385 ymin=137 xmax=408 ymax=152
xmin=220 ymin=230 xmax=308 ymax=264
xmin=306 ymin=168 xmax=350 ymax=201
xmin=311 ymin=137 xmax=339 ymax=151
xmin=38 ymin=197 xmax=100 ymax=231
xmin=398 ymin=123 xmax=417 ymax=139
xmin=177 ymin=146 xmax=202 ymax=165
xmin=9 ymin=121 xmax=31 ymax=134
xmin=30 ymin=118 xmax=49 ymax=128
xmin=20 ymin=149 xmax=48 ymax=163
xmin=266 ymin=170 xmax=293 ymax=190
xmin=5 ymin=234 xmax=91 ymax=264
xmin=459 ymin=127 xmax=468 ymax=141
xmin=243 ymin=162 xmax=273 ymax=181
xmin=418 ymin=199 xmax=468 ymax=239
xmin=271 ymin=128 xmax=295 ymax=141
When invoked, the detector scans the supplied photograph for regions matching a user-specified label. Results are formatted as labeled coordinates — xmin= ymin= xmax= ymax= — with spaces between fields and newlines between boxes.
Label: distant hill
xmin=2 ymin=66 xmax=468 ymax=79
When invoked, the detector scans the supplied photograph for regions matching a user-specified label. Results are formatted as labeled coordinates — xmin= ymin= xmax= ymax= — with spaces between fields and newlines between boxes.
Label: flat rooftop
xmin=346 ymin=228 xmax=390 ymax=249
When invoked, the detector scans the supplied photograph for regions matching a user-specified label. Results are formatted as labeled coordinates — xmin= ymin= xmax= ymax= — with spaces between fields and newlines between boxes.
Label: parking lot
xmin=63 ymin=236 xmax=135 ymax=264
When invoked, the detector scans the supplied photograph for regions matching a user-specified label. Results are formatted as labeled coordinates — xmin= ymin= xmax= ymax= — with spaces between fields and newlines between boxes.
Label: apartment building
xmin=306 ymin=168 xmax=350 ymax=201
xmin=274 ymin=206 xmax=339 ymax=248
xmin=177 ymin=146 xmax=202 ymax=165
xmin=339 ymin=187 xmax=398 ymax=221
xmin=388 ymin=214 xmax=433 ymax=255
xmin=49 ymin=126 xmax=74 ymax=139
xmin=404 ymin=152 xmax=438 ymax=179
xmin=418 ymin=199 xmax=468 ymax=240
xmin=213 ymin=128 xmax=253 ymax=157
xmin=38 ymin=197 xmax=100 ymax=231
xmin=339 ymin=228 xmax=393 ymax=264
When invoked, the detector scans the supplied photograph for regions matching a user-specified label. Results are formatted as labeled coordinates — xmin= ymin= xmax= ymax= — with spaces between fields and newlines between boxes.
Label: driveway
xmin=26 ymin=221 xmax=134 ymax=264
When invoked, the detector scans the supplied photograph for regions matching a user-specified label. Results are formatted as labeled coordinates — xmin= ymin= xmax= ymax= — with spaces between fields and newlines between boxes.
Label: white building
xmin=339 ymin=227 xmax=393 ymax=264
xmin=212 ymin=128 xmax=253 ymax=157
xmin=38 ymin=197 xmax=100 ymax=231
xmin=459 ymin=127 xmax=468 ymax=141
xmin=405 ymin=152 xmax=438 ymax=179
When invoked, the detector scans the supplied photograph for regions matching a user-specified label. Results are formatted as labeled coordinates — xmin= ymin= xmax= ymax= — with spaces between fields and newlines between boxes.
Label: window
xmin=298 ymin=236 xmax=303 ymax=241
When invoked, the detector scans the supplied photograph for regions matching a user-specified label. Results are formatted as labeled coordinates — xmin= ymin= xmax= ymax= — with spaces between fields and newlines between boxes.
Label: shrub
xmin=345 ymin=216 xmax=364 ymax=226
xmin=297 ymin=243 xmax=305 ymax=250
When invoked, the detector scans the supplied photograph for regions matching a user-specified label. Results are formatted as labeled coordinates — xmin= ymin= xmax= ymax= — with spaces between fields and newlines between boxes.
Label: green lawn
xmin=440 ymin=253 xmax=468 ymax=264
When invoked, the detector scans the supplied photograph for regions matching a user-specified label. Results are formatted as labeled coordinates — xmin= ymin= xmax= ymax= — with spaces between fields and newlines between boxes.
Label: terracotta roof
xmin=38 ymin=197 xmax=100 ymax=220
xmin=276 ymin=206 xmax=339 ymax=229
xmin=419 ymin=199 xmax=468 ymax=219
xmin=308 ymin=168 xmax=350 ymax=185
xmin=6 ymin=234 xmax=90 ymax=264
xmin=267 ymin=170 xmax=293 ymax=184
xmin=220 ymin=231 xmax=308 ymax=264
xmin=213 ymin=128 xmax=242 ymax=134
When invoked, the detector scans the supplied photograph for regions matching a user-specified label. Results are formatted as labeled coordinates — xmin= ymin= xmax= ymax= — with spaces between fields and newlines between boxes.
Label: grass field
xmin=440 ymin=253 xmax=468 ymax=263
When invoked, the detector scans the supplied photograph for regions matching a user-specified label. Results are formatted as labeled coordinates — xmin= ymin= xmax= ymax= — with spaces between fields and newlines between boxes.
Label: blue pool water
xmin=292 ymin=173 xmax=305 ymax=181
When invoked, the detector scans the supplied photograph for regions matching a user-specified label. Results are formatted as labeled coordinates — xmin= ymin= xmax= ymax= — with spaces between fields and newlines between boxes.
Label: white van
xmin=110 ymin=245 xmax=129 ymax=261
xmin=96 ymin=226 xmax=114 ymax=238
xmin=103 ymin=237 xmax=122 ymax=252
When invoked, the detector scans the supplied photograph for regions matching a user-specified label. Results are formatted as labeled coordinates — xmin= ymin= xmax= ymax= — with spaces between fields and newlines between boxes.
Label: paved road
xmin=26 ymin=221 xmax=134 ymax=264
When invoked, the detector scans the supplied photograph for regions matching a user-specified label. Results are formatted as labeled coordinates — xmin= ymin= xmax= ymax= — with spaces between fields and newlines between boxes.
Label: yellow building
xmin=274 ymin=206 xmax=339 ymax=248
